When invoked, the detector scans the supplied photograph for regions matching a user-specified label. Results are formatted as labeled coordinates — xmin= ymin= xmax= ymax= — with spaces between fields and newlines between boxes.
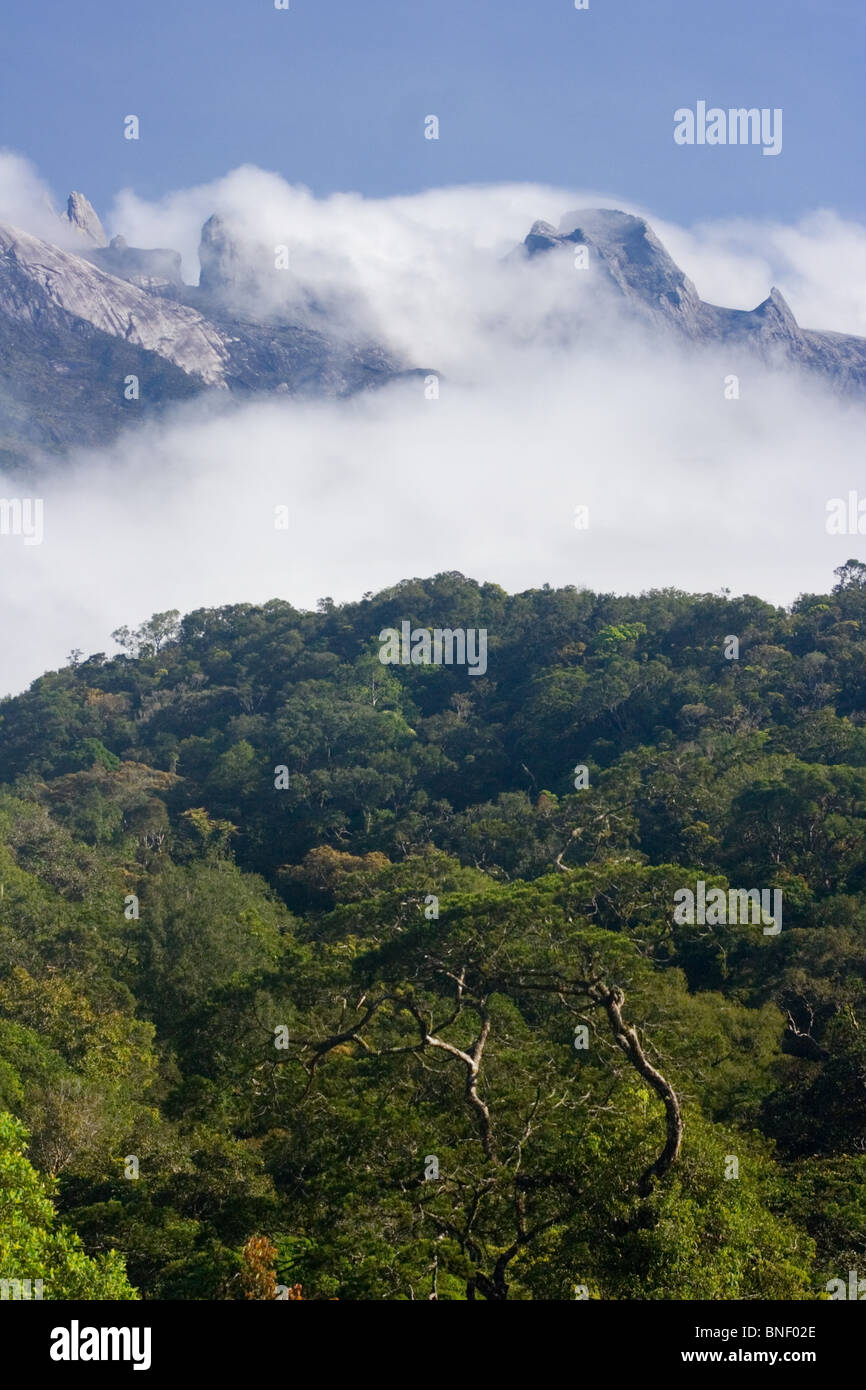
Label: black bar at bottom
xmin=2 ymin=1298 xmax=858 ymax=1376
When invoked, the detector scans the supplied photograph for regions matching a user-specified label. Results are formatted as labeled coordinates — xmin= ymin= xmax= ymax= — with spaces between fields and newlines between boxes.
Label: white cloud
xmin=656 ymin=210 xmax=866 ymax=335
xmin=0 ymin=150 xmax=64 ymax=243
xmin=1 ymin=160 xmax=865 ymax=695
xmin=2 ymin=342 xmax=863 ymax=697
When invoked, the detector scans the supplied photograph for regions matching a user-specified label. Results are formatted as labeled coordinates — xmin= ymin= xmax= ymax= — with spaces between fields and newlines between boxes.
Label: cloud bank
xmin=1 ymin=158 xmax=865 ymax=696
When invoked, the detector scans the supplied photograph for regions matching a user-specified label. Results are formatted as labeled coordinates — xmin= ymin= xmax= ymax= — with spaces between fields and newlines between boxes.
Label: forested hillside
xmin=2 ymin=564 xmax=866 ymax=1300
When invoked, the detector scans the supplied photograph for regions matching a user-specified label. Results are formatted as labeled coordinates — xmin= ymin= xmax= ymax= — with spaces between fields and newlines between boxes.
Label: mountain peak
xmin=761 ymin=286 xmax=798 ymax=324
xmin=517 ymin=209 xmax=866 ymax=386
xmin=524 ymin=220 xmax=563 ymax=252
xmin=743 ymin=285 xmax=803 ymax=347
xmin=527 ymin=206 xmax=703 ymax=332
xmin=198 ymin=214 xmax=246 ymax=297
xmin=62 ymin=191 xmax=107 ymax=247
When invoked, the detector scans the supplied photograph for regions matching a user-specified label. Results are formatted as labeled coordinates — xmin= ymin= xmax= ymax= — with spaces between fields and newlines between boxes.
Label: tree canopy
xmin=1 ymin=569 xmax=865 ymax=1298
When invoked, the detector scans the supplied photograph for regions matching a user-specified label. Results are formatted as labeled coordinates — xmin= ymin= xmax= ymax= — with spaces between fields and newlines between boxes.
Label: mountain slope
xmin=0 ymin=196 xmax=422 ymax=470
xmin=0 ymin=225 xmax=229 ymax=383
xmin=2 ymin=192 xmax=865 ymax=472
xmin=524 ymin=209 xmax=866 ymax=389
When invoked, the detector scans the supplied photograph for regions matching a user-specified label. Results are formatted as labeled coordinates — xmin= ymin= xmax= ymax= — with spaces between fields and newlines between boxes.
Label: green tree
xmin=0 ymin=1111 xmax=137 ymax=1298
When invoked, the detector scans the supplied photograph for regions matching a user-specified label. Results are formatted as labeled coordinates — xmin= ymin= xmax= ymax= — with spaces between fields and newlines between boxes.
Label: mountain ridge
xmin=1 ymin=192 xmax=864 ymax=472
xmin=524 ymin=209 xmax=866 ymax=386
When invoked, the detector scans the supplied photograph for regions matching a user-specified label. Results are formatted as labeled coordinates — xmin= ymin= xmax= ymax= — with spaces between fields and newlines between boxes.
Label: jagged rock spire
xmin=62 ymin=191 xmax=107 ymax=247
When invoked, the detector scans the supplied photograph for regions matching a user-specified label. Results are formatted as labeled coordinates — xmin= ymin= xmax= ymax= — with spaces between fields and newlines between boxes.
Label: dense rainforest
xmin=2 ymin=562 xmax=866 ymax=1300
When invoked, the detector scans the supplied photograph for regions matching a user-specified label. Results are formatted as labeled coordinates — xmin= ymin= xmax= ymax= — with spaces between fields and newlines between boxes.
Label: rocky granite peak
xmin=0 ymin=223 xmax=228 ymax=383
xmin=528 ymin=208 xmax=703 ymax=333
xmin=198 ymin=214 xmax=251 ymax=298
xmin=520 ymin=207 xmax=866 ymax=387
xmin=62 ymin=191 xmax=107 ymax=247
xmin=0 ymin=213 xmax=414 ymax=470
xmin=0 ymin=200 xmax=863 ymax=474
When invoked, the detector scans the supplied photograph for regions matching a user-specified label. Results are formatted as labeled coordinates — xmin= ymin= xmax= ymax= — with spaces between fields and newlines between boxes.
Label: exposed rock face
xmin=524 ymin=220 xmax=569 ymax=256
xmin=562 ymin=209 xmax=704 ymax=333
xmin=198 ymin=214 xmax=257 ymax=300
xmin=0 ymin=300 xmax=203 ymax=473
xmin=61 ymin=191 xmax=108 ymax=247
xmin=525 ymin=211 xmax=703 ymax=334
xmin=703 ymin=288 xmax=866 ymax=390
xmin=522 ymin=209 xmax=866 ymax=389
xmin=0 ymin=225 xmax=229 ymax=385
xmin=1 ymin=187 xmax=864 ymax=473
xmin=0 ymin=193 xmax=419 ymax=470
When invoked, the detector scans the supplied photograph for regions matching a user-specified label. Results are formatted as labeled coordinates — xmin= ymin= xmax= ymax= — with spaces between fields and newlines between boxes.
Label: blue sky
xmin=2 ymin=0 xmax=863 ymax=223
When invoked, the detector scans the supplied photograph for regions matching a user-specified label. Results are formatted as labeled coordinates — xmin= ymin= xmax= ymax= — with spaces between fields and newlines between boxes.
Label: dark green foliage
xmin=1 ymin=569 xmax=865 ymax=1298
